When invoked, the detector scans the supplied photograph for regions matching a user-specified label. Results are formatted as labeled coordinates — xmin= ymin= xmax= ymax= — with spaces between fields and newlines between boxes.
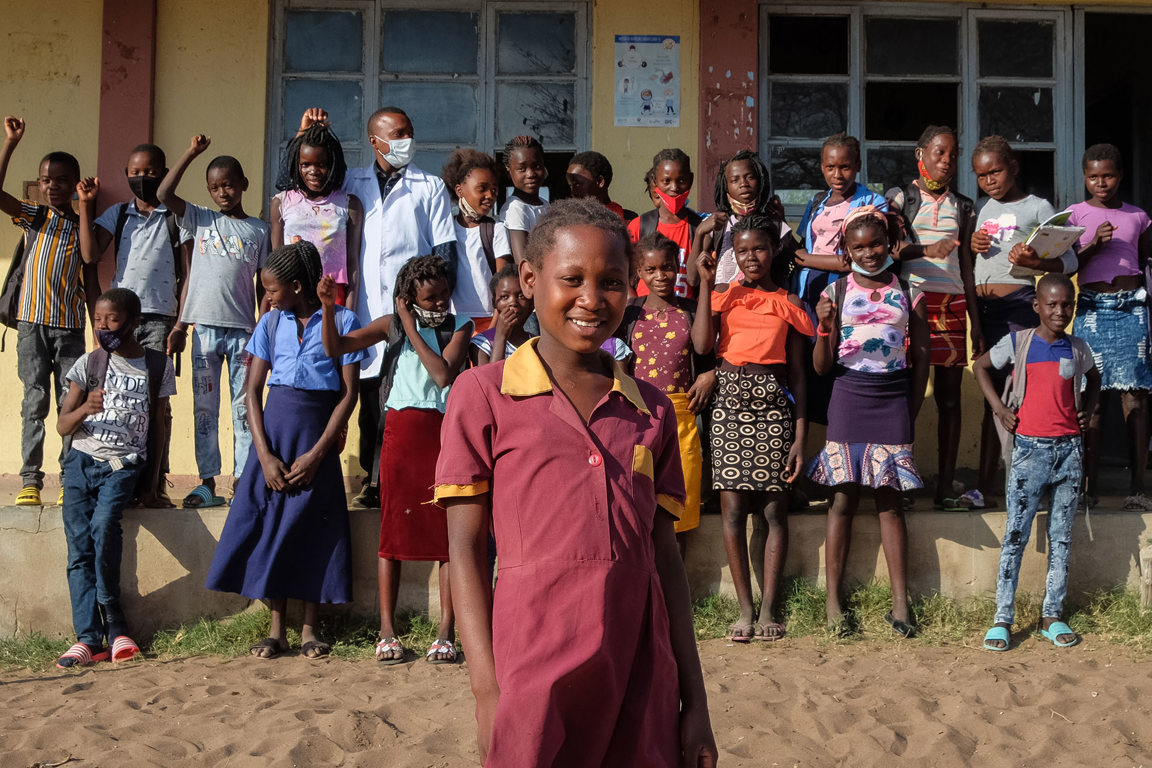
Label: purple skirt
xmin=206 ymin=386 xmax=352 ymax=604
xmin=826 ymin=367 xmax=912 ymax=445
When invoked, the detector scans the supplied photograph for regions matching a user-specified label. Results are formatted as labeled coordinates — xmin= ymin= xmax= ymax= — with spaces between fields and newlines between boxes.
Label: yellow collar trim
xmin=500 ymin=338 xmax=650 ymax=415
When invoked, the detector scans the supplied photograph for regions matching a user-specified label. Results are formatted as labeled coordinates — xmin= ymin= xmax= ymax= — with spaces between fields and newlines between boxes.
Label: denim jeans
xmin=62 ymin=449 xmax=142 ymax=646
xmin=995 ymin=434 xmax=1082 ymax=625
xmin=17 ymin=321 xmax=86 ymax=488
xmin=191 ymin=324 xmax=252 ymax=479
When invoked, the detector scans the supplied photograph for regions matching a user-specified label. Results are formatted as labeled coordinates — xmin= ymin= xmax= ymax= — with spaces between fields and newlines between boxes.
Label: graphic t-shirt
xmin=65 ymin=352 xmax=178 ymax=461
xmin=178 ymin=203 xmax=270 ymax=331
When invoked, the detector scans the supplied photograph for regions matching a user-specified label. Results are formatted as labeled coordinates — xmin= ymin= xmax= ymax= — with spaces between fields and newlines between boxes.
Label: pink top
xmin=632 ymin=306 xmax=694 ymax=394
xmin=822 ymin=274 xmax=924 ymax=373
xmin=275 ymin=189 xmax=351 ymax=284
xmin=809 ymin=199 xmax=851 ymax=255
xmin=1067 ymin=201 xmax=1151 ymax=285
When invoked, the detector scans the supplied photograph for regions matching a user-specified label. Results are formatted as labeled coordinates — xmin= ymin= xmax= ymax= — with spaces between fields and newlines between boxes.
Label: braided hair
xmin=503 ymin=135 xmax=544 ymax=168
xmin=264 ymin=241 xmax=323 ymax=301
xmin=822 ymin=132 xmax=861 ymax=165
xmin=395 ymin=254 xmax=451 ymax=305
xmin=284 ymin=123 xmax=346 ymax=195
xmin=713 ymin=149 xmax=772 ymax=216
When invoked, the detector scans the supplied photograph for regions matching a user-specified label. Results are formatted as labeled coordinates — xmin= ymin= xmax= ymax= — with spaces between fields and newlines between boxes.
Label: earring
xmin=295 ymin=288 xmax=300 ymax=294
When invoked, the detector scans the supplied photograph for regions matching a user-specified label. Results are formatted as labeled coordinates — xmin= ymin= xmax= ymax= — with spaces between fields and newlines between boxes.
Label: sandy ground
xmin=3 ymin=636 xmax=1151 ymax=768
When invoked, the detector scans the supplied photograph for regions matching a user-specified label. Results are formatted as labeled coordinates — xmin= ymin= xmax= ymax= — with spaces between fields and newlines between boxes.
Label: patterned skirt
xmin=710 ymin=365 xmax=794 ymax=491
xmin=806 ymin=441 xmax=923 ymax=491
xmin=1075 ymin=287 xmax=1152 ymax=391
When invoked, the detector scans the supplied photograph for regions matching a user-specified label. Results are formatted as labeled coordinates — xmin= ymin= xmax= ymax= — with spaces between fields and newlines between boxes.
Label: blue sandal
xmin=983 ymin=625 xmax=1011 ymax=651
xmin=1040 ymin=621 xmax=1079 ymax=648
xmin=182 ymin=484 xmax=226 ymax=509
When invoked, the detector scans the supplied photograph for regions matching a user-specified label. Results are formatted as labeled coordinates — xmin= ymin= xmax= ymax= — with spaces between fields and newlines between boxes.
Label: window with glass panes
xmin=268 ymin=1 xmax=588 ymax=199
xmin=761 ymin=5 xmax=1072 ymax=217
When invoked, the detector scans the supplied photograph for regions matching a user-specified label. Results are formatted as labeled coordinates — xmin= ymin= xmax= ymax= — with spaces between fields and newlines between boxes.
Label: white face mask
xmin=373 ymin=135 xmax=415 ymax=169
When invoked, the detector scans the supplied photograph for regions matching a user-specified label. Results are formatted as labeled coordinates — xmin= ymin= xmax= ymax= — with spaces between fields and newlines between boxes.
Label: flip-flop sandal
xmin=726 ymin=622 xmax=754 ymax=643
xmin=753 ymin=622 xmax=786 ymax=642
xmin=301 ymin=640 xmax=331 ymax=659
xmin=15 ymin=486 xmax=42 ymax=506
xmin=56 ymin=642 xmax=110 ymax=668
xmin=1040 ymin=621 xmax=1080 ymax=648
xmin=183 ymin=485 xmax=226 ymax=509
xmin=376 ymin=636 xmax=407 ymax=665
xmin=983 ymin=625 xmax=1011 ymax=652
xmin=885 ymin=612 xmax=917 ymax=638
xmin=111 ymin=635 xmax=141 ymax=663
xmin=426 ymin=638 xmax=458 ymax=665
xmin=934 ymin=497 xmax=965 ymax=512
xmin=249 ymin=637 xmax=285 ymax=659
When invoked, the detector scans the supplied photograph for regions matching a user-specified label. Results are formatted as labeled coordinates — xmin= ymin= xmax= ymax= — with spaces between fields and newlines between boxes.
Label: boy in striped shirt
xmin=0 ymin=116 xmax=99 ymax=506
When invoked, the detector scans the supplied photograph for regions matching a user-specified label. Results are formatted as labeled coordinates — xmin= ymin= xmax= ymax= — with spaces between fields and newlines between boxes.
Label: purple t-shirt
xmin=1067 ymin=201 xmax=1151 ymax=285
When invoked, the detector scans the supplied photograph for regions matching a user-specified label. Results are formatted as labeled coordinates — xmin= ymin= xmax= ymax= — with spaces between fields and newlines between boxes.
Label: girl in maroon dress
xmin=435 ymin=198 xmax=717 ymax=767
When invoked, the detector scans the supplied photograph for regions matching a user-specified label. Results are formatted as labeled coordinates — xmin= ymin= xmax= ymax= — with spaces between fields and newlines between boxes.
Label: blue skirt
xmin=205 ymin=386 xmax=352 ymax=604
xmin=1075 ymin=288 xmax=1152 ymax=391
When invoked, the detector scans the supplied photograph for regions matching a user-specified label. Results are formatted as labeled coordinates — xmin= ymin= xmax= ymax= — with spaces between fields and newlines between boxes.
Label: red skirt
xmin=379 ymin=407 xmax=449 ymax=561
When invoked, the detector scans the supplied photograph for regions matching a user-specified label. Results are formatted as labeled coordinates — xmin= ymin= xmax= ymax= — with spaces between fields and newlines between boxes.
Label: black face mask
xmin=127 ymin=175 xmax=162 ymax=202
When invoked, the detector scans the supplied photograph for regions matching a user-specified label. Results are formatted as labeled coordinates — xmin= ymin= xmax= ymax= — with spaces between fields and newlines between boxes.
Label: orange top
xmin=711 ymin=283 xmax=814 ymax=366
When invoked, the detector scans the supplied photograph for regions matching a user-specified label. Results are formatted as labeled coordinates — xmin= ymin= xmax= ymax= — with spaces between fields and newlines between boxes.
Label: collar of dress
xmin=500 ymin=337 xmax=650 ymax=415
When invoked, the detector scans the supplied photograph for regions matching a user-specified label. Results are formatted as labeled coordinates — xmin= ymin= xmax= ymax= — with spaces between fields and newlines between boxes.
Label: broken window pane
xmin=865 ymin=82 xmax=958 ymax=141
xmin=497 ymin=13 xmax=576 ymax=75
xmin=769 ymin=82 xmax=847 ymax=139
xmin=496 ymin=82 xmax=575 ymax=147
xmin=978 ymin=86 xmax=1053 ymax=142
xmin=768 ymin=145 xmax=824 ymax=206
xmin=768 ymin=15 xmax=849 ymax=75
xmin=865 ymin=18 xmax=959 ymax=75
xmin=978 ymin=21 xmax=1054 ymax=78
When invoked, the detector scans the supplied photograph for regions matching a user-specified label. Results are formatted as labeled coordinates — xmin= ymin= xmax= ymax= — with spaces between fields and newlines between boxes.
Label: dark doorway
xmin=1084 ymin=12 xmax=1152 ymax=211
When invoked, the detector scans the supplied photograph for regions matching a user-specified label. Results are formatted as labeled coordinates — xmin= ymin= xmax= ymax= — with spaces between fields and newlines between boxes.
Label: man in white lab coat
xmin=343 ymin=106 xmax=456 ymax=507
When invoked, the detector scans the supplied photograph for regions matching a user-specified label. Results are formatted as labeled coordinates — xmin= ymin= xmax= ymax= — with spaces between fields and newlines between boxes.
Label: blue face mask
xmin=850 ymin=256 xmax=894 ymax=278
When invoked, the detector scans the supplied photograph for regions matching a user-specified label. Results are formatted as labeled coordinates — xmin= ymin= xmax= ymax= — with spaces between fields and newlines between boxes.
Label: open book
xmin=1012 ymin=210 xmax=1084 ymax=278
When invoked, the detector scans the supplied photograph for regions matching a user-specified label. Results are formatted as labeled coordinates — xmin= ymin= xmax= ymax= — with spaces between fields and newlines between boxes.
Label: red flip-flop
xmin=111 ymin=635 xmax=140 ymax=663
xmin=56 ymin=642 xmax=110 ymax=669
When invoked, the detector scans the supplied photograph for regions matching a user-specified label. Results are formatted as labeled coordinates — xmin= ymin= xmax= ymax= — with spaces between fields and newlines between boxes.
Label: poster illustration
xmin=614 ymin=35 xmax=680 ymax=127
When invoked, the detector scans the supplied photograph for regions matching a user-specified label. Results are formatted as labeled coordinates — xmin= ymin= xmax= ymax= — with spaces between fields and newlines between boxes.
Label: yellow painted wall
xmin=589 ymin=0 xmax=700 ymax=214
xmin=0 ymin=0 xmax=102 ymax=486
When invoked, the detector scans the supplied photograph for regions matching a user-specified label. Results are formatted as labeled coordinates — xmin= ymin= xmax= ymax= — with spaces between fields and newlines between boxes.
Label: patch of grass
xmin=1069 ymin=587 xmax=1152 ymax=651
xmin=0 ymin=633 xmax=72 ymax=672
xmin=780 ymin=578 xmax=827 ymax=637
xmin=691 ymin=594 xmax=739 ymax=640
xmin=150 ymin=610 xmax=271 ymax=657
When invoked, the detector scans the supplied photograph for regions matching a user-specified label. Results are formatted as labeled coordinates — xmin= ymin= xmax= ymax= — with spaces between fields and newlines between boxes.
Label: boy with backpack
xmin=55 ymin=287 xmax=176 ymax=667
xmin=0 ymin=115 xmax=98 ymax=506
xmin=76 ymin=144 xmax=192 ymax=504
xmin=973 ymin=273 xmax=1100 ymax=651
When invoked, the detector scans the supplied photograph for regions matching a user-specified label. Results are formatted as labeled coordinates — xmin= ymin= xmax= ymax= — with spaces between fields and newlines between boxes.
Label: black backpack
xmin=1 ymin=207 xmax=48 ymax=327
xmin=637 ymin=207 xmax=704 ymax=241
xmin=111 ymin=203 xmax=184 ymax=283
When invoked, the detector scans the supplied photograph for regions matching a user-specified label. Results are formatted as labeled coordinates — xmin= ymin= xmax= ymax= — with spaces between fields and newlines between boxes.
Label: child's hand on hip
xmin=994 ymin=405 xmax=1018 ymax=434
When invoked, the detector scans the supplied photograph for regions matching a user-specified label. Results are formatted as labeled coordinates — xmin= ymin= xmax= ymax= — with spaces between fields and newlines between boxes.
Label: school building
xmin=3 ymin=0 xmax=1152 ymax=482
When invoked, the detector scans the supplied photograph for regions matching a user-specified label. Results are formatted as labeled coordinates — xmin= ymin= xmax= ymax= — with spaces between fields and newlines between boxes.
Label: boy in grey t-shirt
xmin=56 ymin=288 xmax=176 ymax=667
xmin=158 ymin=134 xmax=270 ymax=508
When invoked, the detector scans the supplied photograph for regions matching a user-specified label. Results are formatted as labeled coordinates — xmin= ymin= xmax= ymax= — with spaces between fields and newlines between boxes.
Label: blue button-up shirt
xmin=247 ymin=305 xmax=365 ymax=391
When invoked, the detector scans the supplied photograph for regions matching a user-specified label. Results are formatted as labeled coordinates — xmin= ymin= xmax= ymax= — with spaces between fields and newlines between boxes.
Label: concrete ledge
xmin=2 ymin=504 xmax=1149 ymax=638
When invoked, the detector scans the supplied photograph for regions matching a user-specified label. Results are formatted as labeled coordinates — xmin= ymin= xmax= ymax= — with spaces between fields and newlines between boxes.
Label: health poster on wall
xmin=614 ymin=35 xmax=680 ymax=127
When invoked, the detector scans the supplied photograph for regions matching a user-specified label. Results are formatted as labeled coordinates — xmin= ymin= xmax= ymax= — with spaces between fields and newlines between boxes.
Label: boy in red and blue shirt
xmin=974 ymin=273 xmax=1100 ymax=651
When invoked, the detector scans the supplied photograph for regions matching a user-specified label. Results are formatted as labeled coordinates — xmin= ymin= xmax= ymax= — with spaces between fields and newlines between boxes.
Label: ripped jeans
xmin=995 ymin=434 xmax=1081 ymax=625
